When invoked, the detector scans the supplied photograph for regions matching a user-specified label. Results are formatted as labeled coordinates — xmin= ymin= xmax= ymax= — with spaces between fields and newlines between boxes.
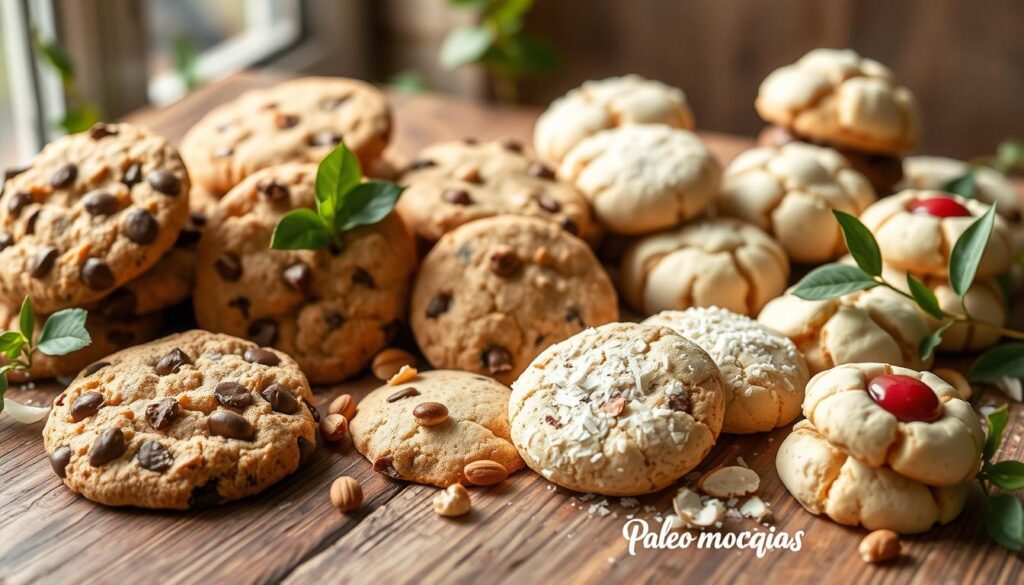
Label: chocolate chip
xmin=386 ymin=387 xmax=420 ymax=403
xmin=6 ymin=192 xmax=32 ymax=216
xmin=425 ymin=293 xmax=451 ymax=318
xmin=154 ymin=348 xmax=191 ymax=376
xmin=243 ymin=347 xmax=280 ymax=366
xmin=565 ymin=306 xmax=585 ymax=327
xmin=297 ymin=436 xmax=315 ymax=465
xmin=82 ymin=361 xmax=109 ymax=377
xmin=275 ymin=113 xmax=300 ymax=129
xmin=442 ymin=189 xmax=473 ymax=205
xmin=321 ymin=95 xmax=350 ymax=110
xmin=0 ymin=232 xmax=12 ymax=251
xmin=123 ymin=209 xmax=159 ymax=244
xmin=89 ymin=123 xmax=118 ymax=140
xmin=188 ymin=480 xmax=221 ymax=508
xmin=407 ymin=159 xmax=436 ymax=171
xmin=208 ymin=410 xmax=255 ymax=440
xmin=352 ymin=267 xmax=375 ymax=288
xmin=282 ymin=262 xmax=312 ymax=295
xmin=502 ymin=139 xmax=523 ymax=152
xmin=122 ymin=162 xmax=142 ymax=187
xmin=70 ymin=392 xmax=104 ymax=421
xmin=257 ymin=179 xmax=289 ymax=201
xmin=215 ymin=382 xmax=252 ymax=409
xmin=544 ymin=415 xmax=562 ymax=429
xmin=561 ymin=218 xmax=579 ymax=235
xmin=88 ymin=428 xmax=126 ymax=466
xmin=528 ymin=162 xmax=556 ymax=180
xmin=463 ymin=138 xmax=478 ymax=145
xmin=23 ymin=209 xmax=40 ymax=235
xmin=483 ymin=346 xmax=513 ymax=375
xmin=307 ymin=130 xmax=341 ymax=146
xmin=667 ymin=393 xmax=691 ymax=413
xmin=373 ymin=455 xmax=402 ymax=479
xmin=489 ymin=246 xmax=520 ymax=277
xmin=189 ymin=211 xmax=207 ymax=227
xmin=302 ymin=398 xmax=320 ymax=422
xmin=215 ymin=253 xmax=242 ymax=281
xmin=248 ymin=319 xmax=278 ymax=346
xmin=261 ymin=383 xmax=299 ymax=414
xmin=80 ymin=258 xmax=115 ymax=290
xmin=83 ymin=191 xmax=119 ymax=216
xmin=30 ymin=247 xmax=58 ymax=278
xmin=176 ymin=228 xmax=201 ymax=250
xmin=146 ymin=398 xmax=179 ymax=431
xmin=147 ymin=170 xmax=181 ymax=195
xmin=50 ymin=445 xmax=72 ymax=478
xmin=137 ymin=440 xmax=173 ymax=472
xmin=537 ymin=193 xmax=561 ymax=213
xmin=228 ymin=296 xmax=251 ymax=318
xmin=49 ymin=163 xmax=78 ymax=188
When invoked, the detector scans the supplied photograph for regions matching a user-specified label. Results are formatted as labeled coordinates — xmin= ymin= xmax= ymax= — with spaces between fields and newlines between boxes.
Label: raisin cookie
xmin=180 ymin=77 xmax=391 ymax=197
xmin=194 ymin=163 xmax=416 ymax=384
xmin=643 ymin=307 xmax=808 ymax=434
xmin=350 ymin=370 xmax=524 ymax=487
xmin=396 ymin=139 xmax=592 ymax=243
xmin=620 ymin=218 xmax=789 ymax=316
xmin=0 ymin=123 xmax=190 ymax=313
xmin=534 ymin=75 xmax=695 ymax=166
xmin=558 ymin=125 xmax=721 ymax=235
xmin=509 ymin=323 xmax=725 ymax=495
xmin=410 ymin=215 xmax=618 ymax=385
xmin=42 ymin=330 xmax=317 ymax=509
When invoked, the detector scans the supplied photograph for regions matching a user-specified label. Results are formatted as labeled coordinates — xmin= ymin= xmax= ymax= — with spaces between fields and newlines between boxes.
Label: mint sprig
xmin=270 ymin=142 xmax=403 ymax=251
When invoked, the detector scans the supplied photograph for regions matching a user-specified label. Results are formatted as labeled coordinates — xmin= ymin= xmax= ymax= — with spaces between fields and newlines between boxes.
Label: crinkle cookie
xmin=194 ymin=163 xmax=416 ymax=384
xmin=0 ymin=123 xmax=190 ymax=313
xmin=410 ymin=215 xmax=617 ymax=385
xmin=804 ymin=363 xmax=984 ymax=486
xmin=42 ymin=330 xmax=317 ymax=509
xmin=558 ymin=125 xmax=721 ymax=235
xmin=718 ymin=142 xmax=876 ymax=264
xmin=180 ymin=77 xmax=391 ymax=197
xmin=350 ymin=370 xmax=524 ymax=487
xmin=900 ymin=156 xmax=1021 ymax=221
xmin=758 ymin=287 xmax=932 ymax=374
xmin=756 ymin=48 xmax=920 ymax=155
xmin=777 ymin=420 xmax=969 ymax=534
xmin=643 ymin=307 xmax=808 ymax=434
xmin=620 ymin=218 xmax=789 ymax=316
xmin=859 ymin=190 xmax=1013 ymax=278
xmin=509 ymin=322 xmax=725 ymax=495
xmin=534 ymin=75 xmax=695 ymax=165
xmin=396 ymin=139 xmax=592 ymax=242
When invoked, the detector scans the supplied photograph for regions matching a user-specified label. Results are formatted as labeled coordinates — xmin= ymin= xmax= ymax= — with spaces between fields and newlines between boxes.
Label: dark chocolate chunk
xmin=154 ymin=348 xmax=191 ymax=376
xmin=215 ymin=253 xmax=242 ymax=281
xmin=123 ymin=209 xmax=159 ymax=244
xmin=248 ymin=319 xmax=278 ymax=346
xmin=70 ymin=392 xmax=104 ymax=422
xmin=80 ymin=258 xmax=115 ymax=290
xmin=425 ymin=293 xmax=452 ymax=318
xmin=50 ymin=445 xmax=72 ymax=478
xmin=243 ymin=347 xmax=280 ymax=366
xmin=88 ymin=428 xmax=126 ymax=466
xmin=208 ymin=410 xmax=255 ymax=440
xmin=214 ymin=382 xmax=253 ymax=409
xmin=49 ymin=163 xmax=78 ymax=188
xmin=386 ymin=387 xmax=420 ymax=403
xmin=137 ymin=440 xmax=174 ymax=472
xmin=147 ymin=169 xmax=181 ymax=195
xmin=442 ymin=189 xmax=472 ymax=205
xmin=146 ymin=398 xmax=180 ymax=431
xmin=261 ymin=383 xmax=299 ymax=414
xmin=30 ymin=247 xmax=59 ymax=278
xmin=83 ymin=191 xmax=119 ymax=216
xmin=483 ymin=346 xmax=513 ymax=375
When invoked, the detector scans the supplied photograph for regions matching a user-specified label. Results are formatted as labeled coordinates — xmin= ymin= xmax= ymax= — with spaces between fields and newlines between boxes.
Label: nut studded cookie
xmin=42 ymin=330 xmax=317 ymax=509
xmin=718 ymin=142 xmax=876 ymax=264
xmin=620 ymin=218 xmax=789 ymax=316
xmin=860 ymin=190 xmax=1013 ymax=278
xmin=643 ymin=307 xmax=808 ymax=434
xmin=777 ymin=420 xmax=969 ymax=534
xmin=558 ymin=125 xmax=721 ymax=235
xmin=900 ymin=156 xmax=1021 ymax=221
xmin=410 ymin=215 xmax=618 ymax=385
xmin=534 ymin=75 xmax=695 ymax=166
xmin=350 ymin=370 xmax=524 ymax=487
xmin=509 ymin=323 xmax=725 ymax=495
xmin=195 ymin=163 xmax=416 ymax=384
xmin=396 ymin=139 xmax=592 ymax=243
xmin=0 ymin=123 xmax=190 ymax=313
xmin=181 ymin=77 xmax=391 ymax=197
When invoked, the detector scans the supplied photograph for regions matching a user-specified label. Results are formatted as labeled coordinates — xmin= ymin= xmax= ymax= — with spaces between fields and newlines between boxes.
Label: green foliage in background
xmin=943 ymin=138 xmax=1024 ymax=199
xmin=31 ymin=29 xmax=98 ymax=134
xmin=173 ymin=34 xmax=201 ymax=90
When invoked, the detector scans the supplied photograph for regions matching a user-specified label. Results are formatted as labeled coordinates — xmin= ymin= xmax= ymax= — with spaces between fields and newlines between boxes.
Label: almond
xmin=372 ymin=348 xmax=416 ymax=381
xmin=387 ymin=364 xmax=418 ymax=386
xmin=672 ymin=487 xmax=725 ymax=528
xmin=433 ymin=483 xmax=471 ymax=517
xmin=464 ymin=459 xmax=508 ymax=486
xmin=698 ymin=465 xmax=760 ymax=498
xmin=321 ymin=414 xmax=349 ymax=442
xmin=739 ymin=495 xmax=772 ymax=521
xmin=330 ymin=476 xmax=363 ymax=512
xmin=859 ymin=529 xmax=901 ymax=563
xmin=329 ymin=394 xmax=357 ymax=419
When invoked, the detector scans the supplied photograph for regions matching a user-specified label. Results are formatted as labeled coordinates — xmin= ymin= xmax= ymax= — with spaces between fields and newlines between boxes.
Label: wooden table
xmin=1 ymin=72 xmax=1021 ymax=585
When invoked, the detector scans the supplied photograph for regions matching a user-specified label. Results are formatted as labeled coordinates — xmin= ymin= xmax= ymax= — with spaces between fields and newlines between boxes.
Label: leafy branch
xmin=978 ymin=406 xmax=1024 ymax=550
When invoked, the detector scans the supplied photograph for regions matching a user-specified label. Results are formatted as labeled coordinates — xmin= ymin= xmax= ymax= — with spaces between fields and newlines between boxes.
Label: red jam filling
xmin=907 ymin=197 xmax=972 ymax=218
xmin=867 ymin=374 xmax=942 ymax=422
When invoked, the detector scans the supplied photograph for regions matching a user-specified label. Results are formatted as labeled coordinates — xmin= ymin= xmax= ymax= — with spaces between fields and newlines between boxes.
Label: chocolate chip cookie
xmin=194 ymin=163 xmax=416 ymax=384
xmin=0 ymin=123 xmax=191 ymax=313
xmin=410 ymin=215 xmax=618 ymax=385
xmin=42 ymin=330 xmax=317 ymax=509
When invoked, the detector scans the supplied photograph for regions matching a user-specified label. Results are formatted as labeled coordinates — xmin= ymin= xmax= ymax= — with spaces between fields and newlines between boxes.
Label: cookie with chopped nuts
xmin=410 ymin=215 xmax=618 ymax=385
xmin=396 ymin=139 xmax=593 ymax=244
xmin=42 ymin=330 xmax=317 ymax=509
xmin=350 ymin=369 xmax=524 ymax=487
xmin=194 ymin=163 xmax=416 ymax=384
xmin=0 ymin=123 xmax=191 ymax=313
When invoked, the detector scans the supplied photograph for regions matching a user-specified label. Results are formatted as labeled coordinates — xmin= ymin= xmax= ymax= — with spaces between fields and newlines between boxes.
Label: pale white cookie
xmin=558 ymin=125 xmax=721 ymax=235
xmin=509 ymin=322 xmax=725 ymax=495
xmin=756 ymin=48 xmax=920 ymax=154
xmin=718 ymin=142 xmax=876 ymax=264
xmin=620 ymin=218 xmax=789 ymax=316
xmin=900 ymin=156 xmax=1021 ymax=221
xmin=534 ymin=75 xmax=695 ymax=166
xmin=643 ymin=307 xmax=808 ymax=434
xmin=777 ymin=420 xmax=969 ymax=534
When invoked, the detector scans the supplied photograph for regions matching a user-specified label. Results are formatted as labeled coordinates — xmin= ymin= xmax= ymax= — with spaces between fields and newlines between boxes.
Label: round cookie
xmin=396 ymin=139 xmax=592 ymax=243
xmin=558 ymin=125 xmax=721 ymax=235
xmin=180 ymin=77 xmax=391 ymax=197
xmin=410 ymin=215 xmax=618 ymax=385
xmin=900 ymin=156 xmax=1021 ymax=221
xmin=509 ymin=322 xmax=725 ymax=495
xmin=777 ymin=420 xmax=969 ymax=534
xmin=643 ymin=307 xmax=808 ymax=434
xmin=0 ymin=122 xmax=191 ymax=313
xmin=718 ymin=142 xmax=876 ymax=264
xmin=620 ymin=218 xmax=789 ymax=316
xmin=42 ymin=330 xmax=317 ymax=509
xmin=859 ymin=190 xmax=1013 ymax=278
xmin=194 ymin=163 xmax=416 ymax=384
xmin=802 ymin=363 xmax=984 ymax=487
xmin=350 ymin=370 xmax=524 ymax=487
xmin=534 ymin=75 xmax=695 ymax=166
xmin=758 ymin=286 xmax=933 ymax=374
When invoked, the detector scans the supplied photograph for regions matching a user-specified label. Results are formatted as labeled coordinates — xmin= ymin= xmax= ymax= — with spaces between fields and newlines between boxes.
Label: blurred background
xmin=1 ymin=0 xmax=1021 ymax=167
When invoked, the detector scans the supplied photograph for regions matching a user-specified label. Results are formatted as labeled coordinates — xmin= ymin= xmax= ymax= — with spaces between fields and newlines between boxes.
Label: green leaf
xmin=315 ymin=143 xmax=362 ymax=226
xmin=989 ymin=461 xmax=1024 ymax=491
xmin=942 ymin=169 xmax=976 ymax=199
xmin=986 ymin=493 xmax=1024 ymax=551
xmin=918 ymin=321 xmax=952 ymax=361
xmin=440 ymin=26 xmax=495 ymax=69
xmin=906 ymin=275 xmax=944 ymax=319
xmin=949 ymin=205 xmax=997 ymax=297
xmin=490 ymin=0 xmax=534 ymax=35
xmin=32 ymin=30 xmax=75 ymax=82
xmin=996 ymin=138 xmax=1024 ymax=172
xmin=482 ymin=35 xmax=560 ymax=76
xmin=833 ymin=210 xmax=882 ymax=276
xmin=173 ymin=35 xmax=200 ymax=89
xmin=18 ymin=296 xmax=34 ymax=342
xmin=388 ymin=70 xmax=429 ymax=94
xmin=790 ymin=264 xmax=878 ymax=300
xmin=336 ymin=182 xmax=404 ymax=232
xmin=969 ymin=343 xmax=1024 ymax=383
xmin=0 ymin=373 xmax=7 ymax=414
xmin=0 ymin=332 xmax=25 ymax=360
xmin=36 ymin=308 xmax=91 ymax=356
xmin=269 ymin=209 xmax=331 ymax=251
xmin=984 ymin=404 xmax=1010 ymax=461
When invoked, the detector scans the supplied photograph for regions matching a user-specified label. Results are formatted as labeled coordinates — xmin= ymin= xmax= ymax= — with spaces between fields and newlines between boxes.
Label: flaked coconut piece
xmin=739 ymin=496 xmax=772 ymax=521
xmin=698 ymin=465 xmax=760 ymax=498
xmin=672 ymin=487 xmax=726 ymax=527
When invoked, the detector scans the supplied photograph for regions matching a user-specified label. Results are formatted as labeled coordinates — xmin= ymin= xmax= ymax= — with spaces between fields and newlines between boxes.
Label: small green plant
xmin=942 ymin=138 xmax=1024 ymax=199
xmin=173 ymin=34 xmax=201 ymax=90
xmin=977 ymin=405 xmax=1024 ymax=550
xmin=31 ymin=29 xmax=99 ymax=134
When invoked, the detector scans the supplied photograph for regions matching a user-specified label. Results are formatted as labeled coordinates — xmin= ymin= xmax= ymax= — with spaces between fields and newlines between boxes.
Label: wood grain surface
xmin=0 ymin=72 xmax=1021 ymax=585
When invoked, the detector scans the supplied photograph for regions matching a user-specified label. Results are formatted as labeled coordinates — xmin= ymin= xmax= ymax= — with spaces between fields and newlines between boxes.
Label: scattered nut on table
xmin=373 ymin=348 xmax=417 ymax=381
xmin=387 ymin=364 xmax=418 ymax=386
xmin=698 ymin=466 xmax=760 ymax=498
xmin=321 ymin=414 xmax=349 ymax=442
xmin=433 ymin=483 xmax=471 ymax=517
xmin=859 ymin=529 xmax=901 ymax=563
xmin=329 ymin=393 xmax=357 ymax=419
xmin=413 ymin=402 xmax=449 ymax=426
xmin=330 ymin=476 xmax=363 ymax=512
xmin=464 ymin=460 xmax=509 ymax=486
